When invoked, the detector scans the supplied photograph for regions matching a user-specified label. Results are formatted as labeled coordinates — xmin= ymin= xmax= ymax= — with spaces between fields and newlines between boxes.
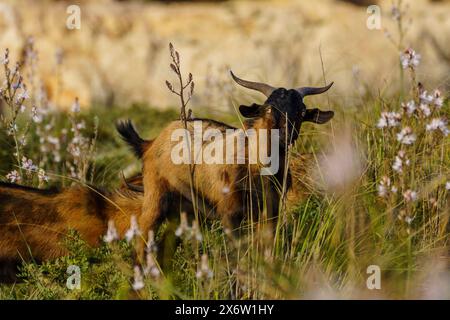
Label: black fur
xmin=0 ymin=259 xmax=19 ymax=283
xmin=116 ymin=120 xmax=147 ymax=158
xmin=85 ymin=187 xmax=108 ymax=221
xmin=190 ymin=117 xmax=237 ymax=130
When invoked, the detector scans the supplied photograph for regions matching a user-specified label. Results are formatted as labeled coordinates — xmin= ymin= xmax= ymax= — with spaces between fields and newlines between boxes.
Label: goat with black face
xmin=232 ymin=71 xmax=334 ymax=148
xmin=117 ymin=71 xmax=334 ymax=259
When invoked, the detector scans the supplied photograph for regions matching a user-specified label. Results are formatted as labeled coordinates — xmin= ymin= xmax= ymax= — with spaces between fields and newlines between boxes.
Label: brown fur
xmin=118 ymin=115 xmax=289 ymax=262
xmin=118 ymin=84 xmax=334 ymax=260
xmin=142 ymin=119 xmax=279 ymax=223
xmin=0 ymin=173 xmax=201 ymax=282
xmin=0 ymin=181 xmax=142 ymax=282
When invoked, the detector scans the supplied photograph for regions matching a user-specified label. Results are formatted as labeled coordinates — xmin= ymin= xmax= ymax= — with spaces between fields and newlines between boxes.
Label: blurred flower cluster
xmin=104 ymin=212 xmax=212 ymax=292
xmin=103 ymin=216 xmax=161 ymax=292
xmin=376 ymin=47 xmax=448 ymax=234
xmin=175 ymin=211 xmax=203 ymax=242
xmin=0 ymin=41 xmax=97 ymax=187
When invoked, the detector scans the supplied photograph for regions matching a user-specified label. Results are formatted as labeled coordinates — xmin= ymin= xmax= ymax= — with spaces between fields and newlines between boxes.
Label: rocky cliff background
xmin=0 ymin=0 xmax=448 ymax=111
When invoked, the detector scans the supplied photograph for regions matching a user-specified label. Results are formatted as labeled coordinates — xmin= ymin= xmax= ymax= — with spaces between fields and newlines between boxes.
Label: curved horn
xmin=121 ymin=171 xmax=144 ymax=193
xmin=296 ymin=82 xmax=334 ymax=98
xmin=125 ymin=181 xmax=144 ymax=193
xmin=230 ymin=71 xmax=276 ymax=97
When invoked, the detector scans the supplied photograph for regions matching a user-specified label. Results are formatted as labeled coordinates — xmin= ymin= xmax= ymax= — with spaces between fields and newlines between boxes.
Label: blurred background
xmin=0 ymin=0 xmax=448 ymax=112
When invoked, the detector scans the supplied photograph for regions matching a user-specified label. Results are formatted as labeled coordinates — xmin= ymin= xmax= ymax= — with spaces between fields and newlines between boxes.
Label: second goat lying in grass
xmin=0 ymin=180 xmax=142 ymax=282
xmin=117 ymin=71 xmax=335 ymax=256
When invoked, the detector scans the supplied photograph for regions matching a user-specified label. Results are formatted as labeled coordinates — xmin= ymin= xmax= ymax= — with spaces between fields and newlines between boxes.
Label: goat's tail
xmin=116 ymin=120 xmax=152 ymax=159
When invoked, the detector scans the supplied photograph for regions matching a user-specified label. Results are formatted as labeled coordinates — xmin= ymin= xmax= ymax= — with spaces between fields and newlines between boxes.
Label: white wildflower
xmin=53 ymin=151 xmax=61 ymax=163
xmin=12 ymin=81 xmax=21 ymax=90
xmin=432 ymin=89 xmax=443 ymax=108
xmin=425 ymin=118 xmax=443 ymax=131
xmin=400 ymin=48 xmax=421 ymax=69
xmin=392 ymin=150 xmax=410 ymax=173
xmin=44 ymin=123 xmax=52 ymax=131
xmin=19 ymin=136 xmax=27 ymax=147
xmin=377 ymin=112 xmax=401 ymax=128
xmin=17 ymin=89 xmax=29 ymax=100
xmin=69 ymin=145 xmax=81 ymax=157
xmin=7 ymin=122 xmax=18 ymax=136
xmin=191 ymin=220 xmax=203 ymax=242
xmin=402 ymin=100 xmax=416 ymax=116
xmin=377 ymin=118 xmax=387 ymax=129
xmin=419 ymin=90 xmax=434 ymax=105
xmin=69 ymin=166 xmax=77 ymax=178
xmin=378 ymin=176 xmax=391 ymax=197
xmin=21 ymin=157 xmax=37 ymax=172
xmin=404 ymin=216 xmax=414 ymax=225
xmin=396 ymin=127 xmax=416 ymax=145
xmin=403 ymin=189 xmax=418 ymax=202
xmin=132 ymin=266 xmax=145 ymax=291
xmin=426 ymin=118 xmax=449 ymax=136
xmin=104 ymin=220 xmax=119 ymax=243
xmin=6 ymin=170 xmax=21 ymax=183
xmin=419 ymin=103 xmax=431 ymax=118
xmin=175 ymin=212 xmax=190 ymax=237
xmin=146 ymin=230 xmax=158 ymax=253
xmin=222 ymin=186 xmax=230 ymax=194
xmin=76 ymin=121 xmax=86 ymax=130
xmin=37 ymin=168 xmax=49 ymax=183
xmin=143 ymin=253 xmax=160 ymax=278
xmin=125 ymin=215 xmax=141 ymax=242
xmin=446 ymin=182 xmax=450 ymax=190
xmin=47 ymin=136 xmax=60 ymax=146
xmin=31 ymin=106 xmax=43 ymax=123
xmin=377 ymin=177 xmax=398 ymax=197
xmin=196 ymin=254 xmax=213 ymax=279
xmin=392 ymin=157 xmax=402 ymax=173
xmin=71 ymin=98 xmax=80 ymax=113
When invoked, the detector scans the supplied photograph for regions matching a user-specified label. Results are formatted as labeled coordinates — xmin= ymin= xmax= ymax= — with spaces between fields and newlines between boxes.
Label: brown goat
xmin=0 ymin=180 xmax=144 ymax=282
xmin=0 ymin=173 xmax=200 ymax=282
xmin=117 ymin=71 xmax=335 ymax=257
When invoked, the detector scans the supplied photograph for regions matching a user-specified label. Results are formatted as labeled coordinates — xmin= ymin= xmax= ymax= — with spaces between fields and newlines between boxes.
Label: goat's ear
xmin=239 ymin=103 xmax=265 ymax=118
xmin=303 ymin=108 xmax=334 ymax=124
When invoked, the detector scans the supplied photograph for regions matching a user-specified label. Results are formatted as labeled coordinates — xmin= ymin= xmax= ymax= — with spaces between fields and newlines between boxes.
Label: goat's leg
xmin=216 ymin=192 xmax=244 ymax=233
xmin=136 ymin=178 xmax=169 ymax=263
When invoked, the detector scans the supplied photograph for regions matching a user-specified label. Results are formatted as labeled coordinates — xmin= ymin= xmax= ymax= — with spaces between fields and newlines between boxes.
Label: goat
xmin=0 ymin=172 xmax=201 ymax=282
xmin=0 ymin=179 xmax=145 ymax=282
xmin=117 ymin=71 xmax=335 ymax=256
